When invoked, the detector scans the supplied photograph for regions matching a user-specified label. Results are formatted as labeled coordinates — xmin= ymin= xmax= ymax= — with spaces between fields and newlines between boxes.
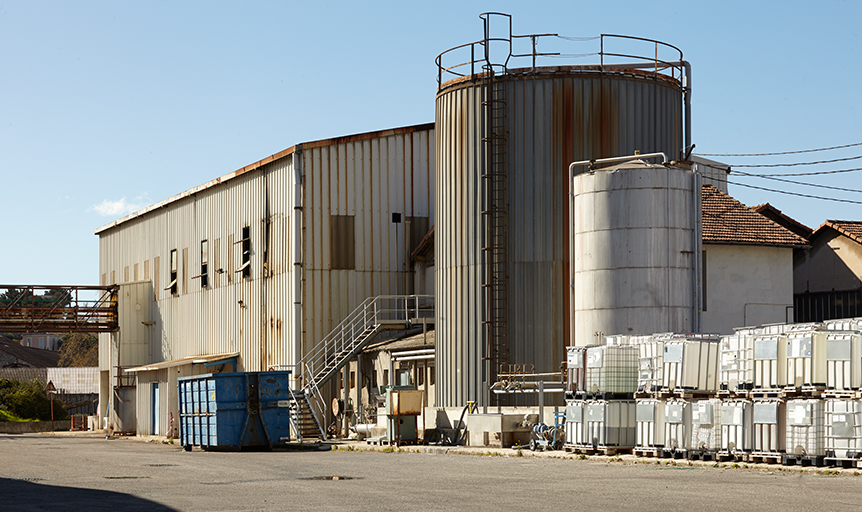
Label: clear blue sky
xmin=2 ymin=1 xmax=860 ymax=286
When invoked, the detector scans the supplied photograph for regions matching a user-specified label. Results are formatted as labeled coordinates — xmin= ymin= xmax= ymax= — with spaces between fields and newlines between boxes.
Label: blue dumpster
xmin=178 ymin=371 xmax=292 ymax=450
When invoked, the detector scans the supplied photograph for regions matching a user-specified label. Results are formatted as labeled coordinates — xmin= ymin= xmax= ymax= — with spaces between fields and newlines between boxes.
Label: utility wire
xmin=749 ymin=166 xmax=862 ymax=177
xmin=726 ymin=180 xmax=862 ymax=205
xmin=697 ymin=141 xmax=862 ymax=157
xmin=732 ymin=170 xmax=862 ymax=194
xmin=733 ymin=155 xmax=862 ymax=168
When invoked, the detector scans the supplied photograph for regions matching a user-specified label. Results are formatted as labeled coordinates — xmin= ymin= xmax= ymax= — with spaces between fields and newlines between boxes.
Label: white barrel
xmin=752 ymin=399 xmax=786 ymax=453
xmin=691 ymin=398 xmax=723 ymax=451
xmin=565 ymin=399 xmax=586 ymax=446
xmin=720 ymin=333 xmax=754 ymax=392
xmin=785 ymin=399 xmax=825 ymax=457
xmin=584 ymin=400 xmax=636 ymax=449
xmin=636 ymin=399 xmax=666 ymax=448
xmin=825 ymin=398 xmax=862 ymax=459
xmin=753 ymin=335 xmax=788 ymax=389
xmin=664 ymin=399 xmax=692 ymax=451
xmin=720 ymin=399 xmax=753 ymax=453
xmin=585 ymin=346 xmax=638 ymax=394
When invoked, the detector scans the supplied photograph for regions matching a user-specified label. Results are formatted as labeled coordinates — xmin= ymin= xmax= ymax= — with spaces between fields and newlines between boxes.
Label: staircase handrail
xmin=296 ymin=294 xmax=434 ymax=389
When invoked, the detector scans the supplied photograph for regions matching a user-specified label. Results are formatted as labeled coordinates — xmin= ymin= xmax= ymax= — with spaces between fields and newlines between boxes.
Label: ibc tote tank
xmin=572 ymin=160 xmax=702 ymax=348
xmin=434 ymin=30 xmax=686 ymax=407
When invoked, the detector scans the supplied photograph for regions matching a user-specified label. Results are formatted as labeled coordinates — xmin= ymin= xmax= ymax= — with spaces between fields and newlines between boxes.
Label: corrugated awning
xmin=124 ymin=352 xmax=240 ymax=373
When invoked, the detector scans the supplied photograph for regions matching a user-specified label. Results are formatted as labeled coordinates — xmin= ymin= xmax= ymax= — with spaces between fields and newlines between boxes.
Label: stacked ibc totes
xmin=564 ymin=344 xmax=637 ymax=453
xmin=821 ymin=329 xmax=862 ymax=467
xmin=634 ymin=334 xmax=720 ymax=458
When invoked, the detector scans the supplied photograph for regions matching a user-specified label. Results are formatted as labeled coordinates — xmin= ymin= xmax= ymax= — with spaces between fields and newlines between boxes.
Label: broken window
xmin=200 ymin=240 xmax=209 ymax=288
xmin=235 ymin=226 xmax=251 ymax=278
xmin=166 ymin=249 xmax=178 ymax=295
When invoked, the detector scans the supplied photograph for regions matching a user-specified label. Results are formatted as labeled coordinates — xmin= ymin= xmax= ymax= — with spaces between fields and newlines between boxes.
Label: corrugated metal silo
xmin=434 ymin=18 xmax=688 ymax=407
xmin=572 ymin=160 xmax=702 ymax=347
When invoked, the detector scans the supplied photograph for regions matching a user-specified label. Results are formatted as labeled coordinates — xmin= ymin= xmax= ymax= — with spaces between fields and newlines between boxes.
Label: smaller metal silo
xmin=570 ymin=155 xmax=702 ymax=347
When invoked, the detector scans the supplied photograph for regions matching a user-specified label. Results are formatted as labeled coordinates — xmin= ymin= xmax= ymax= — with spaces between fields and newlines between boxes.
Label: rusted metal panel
xmin=435 ymin=70 xmax=682 ymax=408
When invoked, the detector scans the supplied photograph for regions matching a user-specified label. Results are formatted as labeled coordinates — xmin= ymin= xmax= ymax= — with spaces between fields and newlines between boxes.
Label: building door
xmin=152 ymin=382 xmax=160 ymax=436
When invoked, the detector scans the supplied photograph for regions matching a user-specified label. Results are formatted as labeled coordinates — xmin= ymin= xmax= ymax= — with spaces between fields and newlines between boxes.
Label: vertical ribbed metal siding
xmin=98 ymin=127 xmax=434 ymax=380
xmin=434 ymin=71 xmax=683 ymax=407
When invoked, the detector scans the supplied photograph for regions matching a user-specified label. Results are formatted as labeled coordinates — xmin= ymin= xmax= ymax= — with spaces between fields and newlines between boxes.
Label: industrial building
xmin=95 ymin=14 xmax=833 ymax=442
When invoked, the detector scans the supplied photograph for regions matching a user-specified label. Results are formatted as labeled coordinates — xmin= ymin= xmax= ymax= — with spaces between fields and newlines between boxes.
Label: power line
xmin=696 ymin=141 xmax=862 ymax=157
xmin=726 ymin=180 xmax=862 ymax=205
xmin=732 ymin=170 xmax=862 ymax=194
xmin=751 ymin=166 xmax=862 ymax=177
xmin=733 ymin=155 xmax=862 ymax=168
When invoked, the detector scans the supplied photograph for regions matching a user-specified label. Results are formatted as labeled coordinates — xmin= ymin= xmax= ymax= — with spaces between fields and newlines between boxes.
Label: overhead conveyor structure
xmin=0 ymin=285 xmax=119 ymax=333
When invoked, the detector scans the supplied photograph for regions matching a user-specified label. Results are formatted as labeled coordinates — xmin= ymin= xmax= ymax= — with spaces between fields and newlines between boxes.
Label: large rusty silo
xmin=434 ymin=14 xmax=690 ymax=408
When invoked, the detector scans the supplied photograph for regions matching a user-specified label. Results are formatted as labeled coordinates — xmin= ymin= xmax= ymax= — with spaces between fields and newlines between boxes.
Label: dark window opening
xmin=167 ymin=249 xmax=178 ymax=295
xmin=240 ymin=226 xmax=251 ymax=278
xmin=200 ymin=240 xmax=209 ymax=288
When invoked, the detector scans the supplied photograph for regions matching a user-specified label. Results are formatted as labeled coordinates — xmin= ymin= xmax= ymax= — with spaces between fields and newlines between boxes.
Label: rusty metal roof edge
xmin=94 ymin=122 xmax=435 ymax=235
xmin=124 ymin=352 xmax=240 ymax=372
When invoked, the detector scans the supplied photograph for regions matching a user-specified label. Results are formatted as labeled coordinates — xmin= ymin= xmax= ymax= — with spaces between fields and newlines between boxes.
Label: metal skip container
xmin=178 ymin=371 xmax=292 ymax=450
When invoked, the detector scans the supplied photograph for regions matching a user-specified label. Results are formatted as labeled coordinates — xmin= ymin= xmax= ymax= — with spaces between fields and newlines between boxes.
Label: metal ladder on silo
xmin=480 ymin=12 xmax=511 ymax=404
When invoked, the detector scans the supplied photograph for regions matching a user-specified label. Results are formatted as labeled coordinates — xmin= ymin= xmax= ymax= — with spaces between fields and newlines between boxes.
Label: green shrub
xmin=0 ymin=379 xmax=67 ymax=421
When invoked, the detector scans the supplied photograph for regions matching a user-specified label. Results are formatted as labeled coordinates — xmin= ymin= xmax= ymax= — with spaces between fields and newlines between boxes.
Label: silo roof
xmin=702 ymin=184 xmax=809 ymax=247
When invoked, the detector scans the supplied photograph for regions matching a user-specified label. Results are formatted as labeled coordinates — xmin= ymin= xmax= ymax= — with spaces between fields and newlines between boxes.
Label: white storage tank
xmin=638 ymin=335 xmax=665 ymax=393
xmin=565 ymin=399 xmax=586 ymax=446
xmin=752 ymin=399 xmax=786 ymax=453
xmin=566 ymin=346 xmax=590 ymax=396
xmin=825 ymin=332 xmax=862 ymax=390
xmin=585 ymin=346 xmax=638 ymax=395
xmin=785 ymin=332 xmax=828 ymax=388
xmin=572 ymin=161 xmax=701 ymax=349
xmin=435 ymin=25 xmax=686 ymax=408
xmin=720 ymin=399 xmax=753 ymax=454
xmin=691 ymin=398 xmax=723 ymax=452
xmin=636 ymin=398 xmax=665 ymax=448
xmin=825 ymin=317 xmax=862 ymax=332
xmin=664 ymin=399 xmax=693 ymax=451
xmin=753 ymin=335 xmax=788 ymax=389
xmin=785 ymin=399 xmax=826 ymax=458
xmin=584 ymin=400 xmax=636 ymax=449
xmin=720 ymin=333 xmax=754 ymax=392
xmin=825 ymin=399 xmax=862 ymax=461
xmin=662 ymin=337 xmax=719 ymax=392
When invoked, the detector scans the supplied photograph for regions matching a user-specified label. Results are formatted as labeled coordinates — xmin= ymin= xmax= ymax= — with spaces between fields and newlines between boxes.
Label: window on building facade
xmin=330 ymin=215 xmax=356 ymax=270
xmin=167 ymin=249 xmax=178 ymax=295
xmin=236 ymin=226 xmax=251 ymax=278
xmin=200 ymin=240 xmax=209 ymax=288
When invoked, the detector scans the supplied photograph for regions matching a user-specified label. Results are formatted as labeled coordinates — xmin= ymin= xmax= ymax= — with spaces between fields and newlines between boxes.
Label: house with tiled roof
xmin=701 ymin=185 xmax=809 ymax=334
xmin=751 ymin=203 xmax=814 ymax=241
xmin=793 ymin=220 xmax=862 ymax=322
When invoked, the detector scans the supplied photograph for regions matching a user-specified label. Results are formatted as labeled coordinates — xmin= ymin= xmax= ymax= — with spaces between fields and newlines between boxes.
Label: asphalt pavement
xmin=2 ymin=432 xmax=860 ymax=511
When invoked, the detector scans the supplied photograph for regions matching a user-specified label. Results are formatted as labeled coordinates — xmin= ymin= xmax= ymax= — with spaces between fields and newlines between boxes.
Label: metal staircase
xmin=285 ymin=295 xmax=434 ymax=441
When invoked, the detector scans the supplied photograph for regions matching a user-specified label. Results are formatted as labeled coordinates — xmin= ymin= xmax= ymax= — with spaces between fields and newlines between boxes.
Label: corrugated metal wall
xmin=435 ymin=70 xmax=683 ymax=407
xmin=97 ymin=125 xmax=434 ymax=373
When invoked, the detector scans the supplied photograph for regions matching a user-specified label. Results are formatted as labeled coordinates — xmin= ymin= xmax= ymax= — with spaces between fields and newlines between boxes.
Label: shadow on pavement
xmin=2 ymin=478 xmax=177 ymax=511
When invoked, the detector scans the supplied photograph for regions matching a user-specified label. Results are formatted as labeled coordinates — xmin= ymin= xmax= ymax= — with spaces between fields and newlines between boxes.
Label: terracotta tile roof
xmin=701 ymin=185 xmax=809 ymax=247
xmin=751 ymin=203 xmax=813 ymax=240
xmin=812 ymin=220 xmax=862 ymax=245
